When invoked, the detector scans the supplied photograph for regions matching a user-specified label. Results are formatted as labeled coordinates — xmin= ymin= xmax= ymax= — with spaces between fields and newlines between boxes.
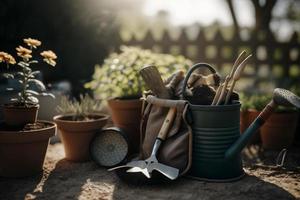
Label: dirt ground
xmin=1 ymin=143 xmax=299 ymax=200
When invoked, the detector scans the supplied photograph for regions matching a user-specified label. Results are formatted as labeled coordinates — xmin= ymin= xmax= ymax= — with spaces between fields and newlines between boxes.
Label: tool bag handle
xmin=181 ymin=63 xmax=216 ymax=99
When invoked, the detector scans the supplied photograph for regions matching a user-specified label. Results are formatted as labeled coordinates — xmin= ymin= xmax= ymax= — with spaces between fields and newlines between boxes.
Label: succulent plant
xmin=56 ymin=94 xmax=103 ymax=120
xmin=85 ymin=46 xmax=192 ymax=100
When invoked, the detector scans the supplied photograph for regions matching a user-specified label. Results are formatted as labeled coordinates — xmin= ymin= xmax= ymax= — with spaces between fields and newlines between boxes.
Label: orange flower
xmin=16 ymin=46 xmax=32 ymax=60
xmin=0 ymin=51 xmax=16 ymax=65
xmin=41 ymin=50 xmax=57 ymax=66
xmin=24 ymin=38 xmax=42 ymax=48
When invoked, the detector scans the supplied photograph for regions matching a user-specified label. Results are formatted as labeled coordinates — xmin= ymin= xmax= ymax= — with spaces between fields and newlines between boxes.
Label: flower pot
xmin=0 ymin=121 xmax=56 ymax=177
xmin=108 ymin=99 xmax=142 ymax=153
xmin=240 ymin=109 xmax=260 ymax=144
xmin=3 ymin=104 xmax=39 ymax=127
xmin=53 ymin=114 xmax=109 ymax=162
xmin=260 ymin=112 xmax=299 ymax=150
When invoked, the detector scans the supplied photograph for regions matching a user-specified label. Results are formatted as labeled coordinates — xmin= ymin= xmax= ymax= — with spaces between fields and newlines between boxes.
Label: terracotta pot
xmin=3 ymin=104 xmax=39 ymax=126
xmin=240 ymin=110 xmax=260 ymax=144
xmin=260 ymin=112 xmax=299 ymax=150
xmin=0 ymin=121 xmax=56 ymax=177
xmin=108 ymin=99 xmax=142 ymax=153
xmin=54 ymin=114 xmax=109 ymax=162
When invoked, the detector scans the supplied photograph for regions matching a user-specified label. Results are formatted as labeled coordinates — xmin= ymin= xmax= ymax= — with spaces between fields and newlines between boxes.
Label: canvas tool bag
xmin=139 ymin=95 xmax=192 ymax=176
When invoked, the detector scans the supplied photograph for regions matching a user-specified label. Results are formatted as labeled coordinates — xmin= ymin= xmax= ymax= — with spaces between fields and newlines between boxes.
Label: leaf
xmin=19 ymin=61 xmax=29 ymax=67
xmin=25 ymin=90 xmax=39 ymax=96
xmin=31 ymin=71 xmax=41 ymax=76
xmin=41 ymin=92 xmax=55 ymax=99
xmin=26 ymin=96 xmax=39 ymax=104
xmin=16 ymin=72 xmax=24 ymax=76
xmin=29 ymin=60 xmax=38 ymax=64
xmin=28 ymin=79 xmax=46 ymax=91
xmin=10 ymin=98 xmax=19 ymax=102
xmin=18 ymin=80 xmax=23 ymax=84
xmin=6 ymin=88 xmax=14 ymax=91
xmin=3 ymin=73 xmax=14 ymax=79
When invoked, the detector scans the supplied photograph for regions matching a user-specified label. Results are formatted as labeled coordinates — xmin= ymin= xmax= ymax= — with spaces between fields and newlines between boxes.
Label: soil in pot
xmin=260 ymin=112 xmax=299 ymax=150
xmin=54 ymin=114 xmax=109 ymax=162
xmin=108 ymin=98 xmax=143 ymax=153
xmin=0 ymin=121 xmax=56 ymax=177
xmin=3 ymin=103 xmax=39 ymax=127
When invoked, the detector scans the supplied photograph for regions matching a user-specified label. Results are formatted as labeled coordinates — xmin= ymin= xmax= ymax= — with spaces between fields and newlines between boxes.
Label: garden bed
xmin=0 ymin=143 xmax=299 ymax=200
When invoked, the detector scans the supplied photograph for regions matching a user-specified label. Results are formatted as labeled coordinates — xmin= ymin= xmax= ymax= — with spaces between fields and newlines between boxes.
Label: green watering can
xmin=183 ymin=63 xmax=300 ymax=181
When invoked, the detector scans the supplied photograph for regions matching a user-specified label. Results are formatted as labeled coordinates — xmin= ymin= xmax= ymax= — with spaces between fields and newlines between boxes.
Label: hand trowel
xmin=109 ymin=107 xmax=178 ymax=179
xmin=126 ymin=107 xmax=178 ymax=180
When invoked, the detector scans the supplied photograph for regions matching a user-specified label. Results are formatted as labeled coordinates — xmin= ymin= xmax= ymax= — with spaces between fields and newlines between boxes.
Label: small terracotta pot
xmin=3 ymin=104 xmax=39 ymax=126
xmin=240 ymin=109 xmax=260 ymax=144
xmin=54 ymin=114 xmax=109 ymax=162
xmin=108 ymin=99 xmax=143 ymax=153
xmin=260 ymin=112 xmax=299 ymax=150
xmin=0 ymin=121 xmax=56 ymax=177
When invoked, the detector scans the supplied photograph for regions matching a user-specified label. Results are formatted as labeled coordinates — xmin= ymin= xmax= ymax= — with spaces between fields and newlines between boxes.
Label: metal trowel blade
xmin=108 ymin=160 xmax=145 ymax=171
xmin=149 ymin=162 xmax=179 ymax=180
xmin=126 ymin=167 xmax=151 ymax=178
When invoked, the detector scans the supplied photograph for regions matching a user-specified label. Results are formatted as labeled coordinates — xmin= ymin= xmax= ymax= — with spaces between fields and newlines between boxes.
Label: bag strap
xmin=139 ymin=102 xmax=153 ymax=153
xmin=181 ymin=104 xmax=193 ymax=175
xmin=146 ymin=95 xmax=186 ymax=108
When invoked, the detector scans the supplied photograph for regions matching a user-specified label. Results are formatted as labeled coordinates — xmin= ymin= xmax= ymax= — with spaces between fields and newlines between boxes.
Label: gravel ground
xmin=0 ymin=143 xmax=299 ymax=200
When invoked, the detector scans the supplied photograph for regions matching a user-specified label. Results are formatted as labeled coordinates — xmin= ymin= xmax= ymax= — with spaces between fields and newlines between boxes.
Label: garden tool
xmin=224 ymin=54 xmax=252 ymax=104
xmin=126 ymin=107 xmax=179 ymax=180
xmin=139 ymin=65 xmax=172 ymax=98
xmin=225 ymin=88 xmax=300 ymax=159
xmin=90 ymin=127 xmax=129 ymax=167
xmin=214 ymin=51 xmax=247 ymax=105
xmin=183 ymin=64 xmax=300 ymax=181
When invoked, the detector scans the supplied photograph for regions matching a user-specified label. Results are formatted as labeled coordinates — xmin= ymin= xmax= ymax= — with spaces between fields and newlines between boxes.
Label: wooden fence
xmin=114 ymin=28 xmax=300 ymax=92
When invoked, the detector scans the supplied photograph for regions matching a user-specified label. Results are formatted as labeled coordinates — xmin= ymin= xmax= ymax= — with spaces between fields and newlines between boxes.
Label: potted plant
xmin=240 ymin=94 xmax=260 ymax=144
xmin=54 ymin=94 xmax=109 ymax=162
xmin=0 ymin=38 xmax=57 ymax=177
xmin=85 ymin=46 xmax=192 ymax=152
xmin=241 ymin=93 xmax=298 ymax=149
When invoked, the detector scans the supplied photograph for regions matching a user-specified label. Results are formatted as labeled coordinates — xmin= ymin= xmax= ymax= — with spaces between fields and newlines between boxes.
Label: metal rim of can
xmin=90 ymin=127 xmax=129 ymax=167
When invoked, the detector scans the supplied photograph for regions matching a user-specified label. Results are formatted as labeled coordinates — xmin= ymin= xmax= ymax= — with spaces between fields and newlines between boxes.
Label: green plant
xmin=56 ymin=94 xmax=103 ymax=121
xmin=240 ymin=93 xmax=296 ymax=113
xmin=0 ymin=38 xmax=57 ymax=106
xmin=85 ymin=46 xmax=192 ymax=100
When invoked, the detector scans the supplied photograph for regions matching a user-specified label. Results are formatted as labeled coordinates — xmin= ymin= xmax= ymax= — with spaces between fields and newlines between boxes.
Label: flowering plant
xmin=0 ymin=38 xmax=57 ymax=106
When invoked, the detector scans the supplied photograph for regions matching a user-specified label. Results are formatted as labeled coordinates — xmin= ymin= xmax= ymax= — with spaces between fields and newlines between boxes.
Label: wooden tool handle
xmin=216 ymin=76 xmax=230 ymax=105
xmin=140 ymin=65 xmax=170 ymax=98
xmin=211 ymin=84 xmax=223 ymax=105
xmin=157 ymin=107 xmax=177 ymax=141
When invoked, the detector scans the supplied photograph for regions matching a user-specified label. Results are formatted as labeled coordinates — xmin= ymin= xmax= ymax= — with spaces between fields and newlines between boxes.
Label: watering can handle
xmin=181 ymin=63 xmax=217 ymax=98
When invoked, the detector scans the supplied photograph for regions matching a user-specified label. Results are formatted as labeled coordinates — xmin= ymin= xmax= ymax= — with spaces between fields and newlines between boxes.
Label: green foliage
xmin=85 ymin=46 xmax=192 ymax=100
xmin=240 ymin=92 xmax=297 ymax=112
xmin=56 ymin=94 xmax=102 ymax=119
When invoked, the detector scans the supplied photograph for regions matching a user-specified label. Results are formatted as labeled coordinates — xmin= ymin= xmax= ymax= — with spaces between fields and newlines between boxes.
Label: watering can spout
xmin=225 ymin=101 xmax=275 ymax=159
xmin=226 ymin=88 xmax=300 ymax=159
xmin=225 ymin=117 xmax=265 ymax=159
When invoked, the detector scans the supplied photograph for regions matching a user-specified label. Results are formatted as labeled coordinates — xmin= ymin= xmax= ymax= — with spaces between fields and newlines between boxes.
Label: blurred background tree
xmin=1 ymin=0 xmax=299 ymax=96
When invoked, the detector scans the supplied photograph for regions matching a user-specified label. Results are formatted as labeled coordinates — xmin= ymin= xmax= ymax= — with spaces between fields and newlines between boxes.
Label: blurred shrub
xmin=85 ymin=46 xmax=192 ymax=100
xmin=240 ymin=92 xmax=296 ymax=112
